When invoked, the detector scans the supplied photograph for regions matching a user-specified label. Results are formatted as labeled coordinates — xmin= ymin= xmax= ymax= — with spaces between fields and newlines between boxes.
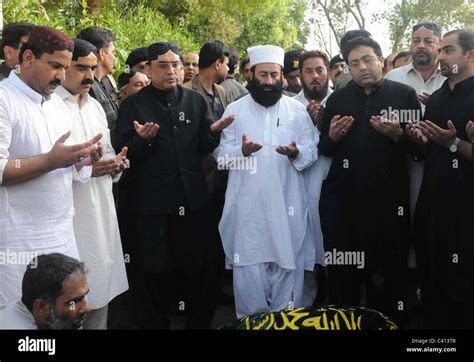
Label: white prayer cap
xmin=247 ymin=45 xmax=284 ymax=68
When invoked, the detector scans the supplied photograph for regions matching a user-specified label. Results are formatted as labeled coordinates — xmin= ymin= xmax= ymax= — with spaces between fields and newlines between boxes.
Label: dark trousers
xmin=421 ymin=276 xmax=474 ymax=329
xmin=327 ymin=266 xmax=407 ymax=325
xmin=127 ymin=207 xmax=218 ymax=329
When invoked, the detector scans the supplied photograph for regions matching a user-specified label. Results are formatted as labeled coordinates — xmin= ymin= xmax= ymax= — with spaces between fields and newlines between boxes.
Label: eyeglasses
xmin=349 ymin=55 xmax=378 ymax=68
xmin=155 ymin=61 xmax=182 ymax=70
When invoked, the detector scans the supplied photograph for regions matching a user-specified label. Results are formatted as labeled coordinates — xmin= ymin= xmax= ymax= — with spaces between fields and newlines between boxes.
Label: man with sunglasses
xmin=0 ymin=22 xmax=35 ymax=81
xmin=116 ymin=41 xmax=234 ymax=329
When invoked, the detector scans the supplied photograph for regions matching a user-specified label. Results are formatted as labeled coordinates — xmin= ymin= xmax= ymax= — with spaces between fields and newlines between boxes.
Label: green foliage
xmin=152 ymin=0 xmax=309 ymax=54
xmin=3 ymin=0 xmax=310 ymax=72
xmin=3 ymin=0 xmax=199 ymax=76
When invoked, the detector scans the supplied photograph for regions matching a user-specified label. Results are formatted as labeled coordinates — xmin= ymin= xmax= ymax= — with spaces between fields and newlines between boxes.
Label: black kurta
xmin=414 ymin=77 xmax=474 ymax=328
xmin=318 ymin=79 xmax=421 ymax=321
xmin=114 ymin=85 xmax=222 ymax=329
xmin=116 ymin=85 xmax=220 ymax=215
xmin=319 ymin=79 xmax=421 ymax=266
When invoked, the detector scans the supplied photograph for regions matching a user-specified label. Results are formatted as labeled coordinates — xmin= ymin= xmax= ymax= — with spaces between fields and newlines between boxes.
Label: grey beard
xmin=41 ymin=308 xmax=85 ymax=330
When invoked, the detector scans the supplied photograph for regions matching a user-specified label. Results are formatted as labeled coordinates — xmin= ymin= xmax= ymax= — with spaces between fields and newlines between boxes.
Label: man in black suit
xmin=116 ymin=42 xmax=233 ymax=329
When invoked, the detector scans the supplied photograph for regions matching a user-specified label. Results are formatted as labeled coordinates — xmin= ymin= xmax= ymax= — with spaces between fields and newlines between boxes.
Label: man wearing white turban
xmin=213 ymin=45 xmax=318 ymax=317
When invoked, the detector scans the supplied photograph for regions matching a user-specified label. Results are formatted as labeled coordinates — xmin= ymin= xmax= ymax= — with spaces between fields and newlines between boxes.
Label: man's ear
xmin=98 ymin=48 xmax=106 ymax=62
xmin=4 ymin=45 xmax=15 ymax=62
xmin=466 ymin=49 xmax=474 ymax=62
xmin=213 ymin=59 xmax=221 ymax=71
xmin=32 ymin=298 xmax=52 ymax=323
xmin=379 ymin=56 xmax=385 ymax=66
xmin=20 ymin=49 xmax=35 ymax=68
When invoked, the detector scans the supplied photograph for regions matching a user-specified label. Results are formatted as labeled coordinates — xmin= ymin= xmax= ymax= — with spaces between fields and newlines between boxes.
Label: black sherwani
xmin=318 ymin=79 xmax=421 ymax=322
xmin=115 ymin=84 xmax=220 ymax=329
xmin=414 ymin=77 xmax=474 ymax=329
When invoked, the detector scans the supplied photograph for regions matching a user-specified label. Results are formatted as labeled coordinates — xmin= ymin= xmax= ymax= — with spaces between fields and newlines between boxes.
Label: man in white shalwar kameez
xmin=213 ymin=45 xmax=317 ymax=317
xmin=293 ymin=50 xmax=334 ymax=306
xmin=55 ymin=39 xmax=129 ymax=329
xmin=0 ymin=26 xmax=102 ymax=305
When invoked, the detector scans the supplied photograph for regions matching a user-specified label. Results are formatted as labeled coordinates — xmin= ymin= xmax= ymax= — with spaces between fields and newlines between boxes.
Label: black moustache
xmin=81 ymin=79 xmax=94 ymax=85
xmin=49 ymin=80 xmax=61 ymax=86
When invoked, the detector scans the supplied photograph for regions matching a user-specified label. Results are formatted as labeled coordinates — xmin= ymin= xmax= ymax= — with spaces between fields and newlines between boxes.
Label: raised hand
xmin=307 ymin=101 xmax=324 ymax=128
xmin=210 ymin=114 xmax=235 ymax=134
xmin=466 ymin=121 xmax=474 ymax=142
xmin=47 ymin=131 xmax=102 ymax=170
xmin=328 ymin=115 xmax=354 ymax=142
xmin=134 ymin=120 xmax=159 ymax=141
xmin=406 ymin=121 xmax=428 ymax=144
xmin=419 ymin=120 xmax=457 ymax=147
xmin=241 ymin=134 xmax=263 ymax=157
xmin=370 ymin=112 xmax=403 ymax=142
xmin=418 ymin=92 xmax=431 ymax=105
xmin=92 ymin=147 xmax=128 ymax=177
xmin=275 ymin=140 xmax=299 ymax=159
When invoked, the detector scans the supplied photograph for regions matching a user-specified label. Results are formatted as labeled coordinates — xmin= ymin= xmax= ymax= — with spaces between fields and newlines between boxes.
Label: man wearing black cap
xmin=116 ymin=41 xmax=234 ymax=329
xmin=125 ymin=47 xmax=148 ymax=74
xmin=283 ymin=49 xmax=305 ymax=95
xmin=0 ymin=26 xmax=103 ymax=305
xmin=328 ymin=54 xmax=345 ymax=89
xmin=117 ymin=70 xmax=150 ymax=101
xmin=0 ymin=22 xmax=35 ymax=80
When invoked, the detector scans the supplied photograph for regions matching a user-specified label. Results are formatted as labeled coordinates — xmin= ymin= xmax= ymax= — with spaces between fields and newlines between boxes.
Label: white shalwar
xmin=293 ymin=89 xmax=333 ymax=306
xmin=213 ymin=94 xmax=317 ymax=317
xmin=55 ymin=86 xmax=128 ymax=314
xmin=0 ymin=72 xmax=90 ymax=304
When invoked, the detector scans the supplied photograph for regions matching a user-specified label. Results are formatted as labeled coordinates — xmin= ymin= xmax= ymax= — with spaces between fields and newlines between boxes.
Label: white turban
xmin=247 ymin=45 xmax=284 ymax=68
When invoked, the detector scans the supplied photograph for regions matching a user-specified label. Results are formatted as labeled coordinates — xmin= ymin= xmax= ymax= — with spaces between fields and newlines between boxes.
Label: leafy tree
xmin=308 ymin=0 xmax=367 ymax=54
xmin=384 ymin=0 xmax=474 ymax=51
xmin=151 ymin=0 xmax=309 ymax=54
xmin=3 ymin=0 xmax=310 ymax=71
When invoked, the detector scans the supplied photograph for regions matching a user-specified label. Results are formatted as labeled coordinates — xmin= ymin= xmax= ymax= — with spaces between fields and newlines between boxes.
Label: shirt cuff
xmin=290 ymin=144 xmax=317 ymax=171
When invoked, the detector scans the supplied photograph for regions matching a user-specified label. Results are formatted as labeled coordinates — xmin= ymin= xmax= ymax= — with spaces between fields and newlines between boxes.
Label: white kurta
xmin=213 ymin=94 xmax=317 ymax=270
xmin=0 ymin=72 xmax=89 ymax=304
xmin=293 ymin=88 xmax=333 ymax=268
xmin=0 ymin=299 xmax=38 ymax=329
xmin=55 ymin=86 xmax=128 ymax=310
xmin=292 ymin=89 xmax=333 ymax=306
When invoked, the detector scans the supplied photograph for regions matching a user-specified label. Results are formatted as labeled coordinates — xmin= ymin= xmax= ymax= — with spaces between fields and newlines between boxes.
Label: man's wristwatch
xmin=449 ymin=137 xmax=460 ymax=152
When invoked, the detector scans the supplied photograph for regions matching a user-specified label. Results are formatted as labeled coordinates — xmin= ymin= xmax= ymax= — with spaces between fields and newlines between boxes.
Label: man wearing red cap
xmin=0 ymin=26 xmax=103 ymax=305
